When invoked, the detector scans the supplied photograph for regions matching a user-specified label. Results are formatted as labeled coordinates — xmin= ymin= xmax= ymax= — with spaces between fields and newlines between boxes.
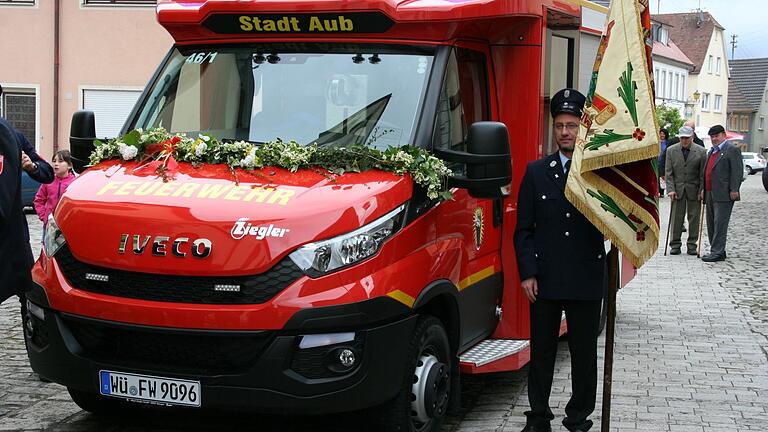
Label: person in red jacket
xmin=34 ymin=149 xmax=76 ymax=226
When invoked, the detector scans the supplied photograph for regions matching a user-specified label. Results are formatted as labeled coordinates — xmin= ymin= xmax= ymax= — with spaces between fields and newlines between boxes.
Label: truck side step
xmin=460 ymin=339 xmax=529 ymax=367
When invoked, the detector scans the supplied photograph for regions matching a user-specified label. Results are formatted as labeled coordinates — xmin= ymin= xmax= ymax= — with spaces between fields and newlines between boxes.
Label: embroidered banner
xmin=565 ymin=0 xmax=660 ymax=268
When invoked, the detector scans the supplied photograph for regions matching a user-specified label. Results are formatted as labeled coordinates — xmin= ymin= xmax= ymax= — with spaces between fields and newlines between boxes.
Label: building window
xmin=728 ymin=115 xmax=737 ymax=131
xmin=674 ymin=74 xmax=680 ymax=100
xmin=82 ymin=0 xmax=156 ymax=5
xmin=660 ymin=27 xmax=668 ymax=45
xmin=0 ymin=0 xmax=35 ymax=4
xmin=714 ymin=94 xmax=722 ymax=112
xmin=760 ymin=116 xmax=765 ymax=131
xmin=716 ymin=57 xmax=721 ymax=75
xmin=680 ymin=75 xmax=686 ymax=101
xmin=0 ymin=91 xmax=36 ymax=144
xmin=701 ymin=93 xmax=710 ymax=111
xmin=708 ymin=55 xmax=713 ymax=74
xmin=660 ymin=70 xmax=666 ymax=97
xmin=667 ymin=72 xmax=673 ymax=99
xmin=740 ymin=116 xmax=749 ymax=131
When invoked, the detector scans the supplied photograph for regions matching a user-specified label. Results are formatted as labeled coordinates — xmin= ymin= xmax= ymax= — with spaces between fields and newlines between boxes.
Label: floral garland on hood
xmin=89 ymin=128 xmax=453 ymax=201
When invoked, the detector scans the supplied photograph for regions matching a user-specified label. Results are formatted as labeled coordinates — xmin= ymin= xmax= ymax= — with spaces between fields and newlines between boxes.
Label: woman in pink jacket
xmin=34 ymin=149 xmax=76 ymax=226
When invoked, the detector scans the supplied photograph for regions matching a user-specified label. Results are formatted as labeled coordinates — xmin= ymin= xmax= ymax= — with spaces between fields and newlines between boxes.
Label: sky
xmin=650 ymin=0 xmax=767 ymax=59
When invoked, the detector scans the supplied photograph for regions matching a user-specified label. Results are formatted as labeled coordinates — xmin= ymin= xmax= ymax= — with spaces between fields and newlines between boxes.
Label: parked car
xmin=742 ymin=152 xmax=767 ymax=175
xmin=21 ymin=170 xmax=39 ymax=211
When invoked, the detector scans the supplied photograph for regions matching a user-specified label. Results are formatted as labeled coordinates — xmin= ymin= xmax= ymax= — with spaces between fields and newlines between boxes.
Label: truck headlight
xmin=289 ymin=204 xmax=405 ymax=276
xmin=43 ymin=215 xmax=67 ymax=258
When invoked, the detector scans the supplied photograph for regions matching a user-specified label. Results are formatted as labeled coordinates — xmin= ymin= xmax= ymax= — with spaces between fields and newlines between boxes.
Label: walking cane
xmin=663 ymin=200 xmax=675 ymax=256
xmin=697 ymin=199 xmax=705 ymax=258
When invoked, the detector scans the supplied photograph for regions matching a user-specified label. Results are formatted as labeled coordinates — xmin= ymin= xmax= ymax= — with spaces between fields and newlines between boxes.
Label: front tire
xmin=378 ymin=316 xmax=451 ymax=432
xmin=746 ymin=165 xmax=754 ymax=175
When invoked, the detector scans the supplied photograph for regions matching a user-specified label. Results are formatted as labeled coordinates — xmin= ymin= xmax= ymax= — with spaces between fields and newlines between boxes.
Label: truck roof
xmin=156 ymin=0 xmax=581 ymax=43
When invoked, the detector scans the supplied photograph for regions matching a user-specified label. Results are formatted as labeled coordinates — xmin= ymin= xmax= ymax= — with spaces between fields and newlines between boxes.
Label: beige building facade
xmin=0 ymin=0 xmax=172 ymax=159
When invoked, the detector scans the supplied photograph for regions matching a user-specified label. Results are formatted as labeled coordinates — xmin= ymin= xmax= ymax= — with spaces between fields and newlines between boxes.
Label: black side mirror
xmin=433 ymin=121 xmax=512 ymax=199
xmin=70 ymin=111 xmax=97 ymax=173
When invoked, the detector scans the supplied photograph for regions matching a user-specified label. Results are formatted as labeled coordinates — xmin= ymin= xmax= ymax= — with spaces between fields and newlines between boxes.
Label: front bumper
xmin=24 ymin=294 xmax=416 ymax=414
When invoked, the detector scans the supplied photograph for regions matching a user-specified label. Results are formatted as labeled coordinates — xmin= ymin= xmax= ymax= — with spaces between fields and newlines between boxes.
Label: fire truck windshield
xmin=131 ymin=44 xmax=435 ymax=149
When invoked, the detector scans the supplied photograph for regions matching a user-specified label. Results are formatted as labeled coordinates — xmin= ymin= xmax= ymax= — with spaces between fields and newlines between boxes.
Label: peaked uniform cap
xmin=551 ymin=88 xmax=586 ymax=118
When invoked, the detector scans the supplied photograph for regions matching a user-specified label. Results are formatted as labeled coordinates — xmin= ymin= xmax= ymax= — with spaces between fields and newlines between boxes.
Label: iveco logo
xmin=118 ymin=234 xmax=212 ymax=259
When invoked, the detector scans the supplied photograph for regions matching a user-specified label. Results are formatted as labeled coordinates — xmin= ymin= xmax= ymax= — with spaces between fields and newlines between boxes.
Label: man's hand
xmin=21 ymin=152 xmax=37 ymax=173
xmin=667 ymin=191 xmax=678 ymax=200
xmin=521 ymin=277 xmax=538 ymax=303
xmin=730 ymin=191 xmax=740 ymax=201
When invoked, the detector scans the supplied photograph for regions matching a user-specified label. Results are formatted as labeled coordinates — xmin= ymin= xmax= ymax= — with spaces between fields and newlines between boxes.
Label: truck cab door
xmin=433 ymin=47 xmax=503 ymax=351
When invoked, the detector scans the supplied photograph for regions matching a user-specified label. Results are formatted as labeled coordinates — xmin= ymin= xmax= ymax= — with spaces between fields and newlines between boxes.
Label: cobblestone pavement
xmin=2 ymin=176 xmax=766 ymax=431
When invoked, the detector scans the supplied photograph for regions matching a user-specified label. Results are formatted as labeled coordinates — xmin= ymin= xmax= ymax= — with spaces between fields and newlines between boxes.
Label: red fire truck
xmin=23 ymin=0 xmax=634 ymax=430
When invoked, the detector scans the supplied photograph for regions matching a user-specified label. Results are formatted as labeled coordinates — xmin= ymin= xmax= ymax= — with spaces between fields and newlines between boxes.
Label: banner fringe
xmin=580 ymin=145 xmax=658 ymax=172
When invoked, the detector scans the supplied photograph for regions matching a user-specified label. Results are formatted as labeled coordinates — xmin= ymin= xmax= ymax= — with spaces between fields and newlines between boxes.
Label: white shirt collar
xmin=558 ymin=151 xmax=571 ymax=173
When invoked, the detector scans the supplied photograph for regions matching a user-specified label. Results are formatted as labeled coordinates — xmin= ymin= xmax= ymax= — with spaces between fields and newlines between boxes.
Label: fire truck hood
xmin=55 ymin=161 xmax=412 ymax=276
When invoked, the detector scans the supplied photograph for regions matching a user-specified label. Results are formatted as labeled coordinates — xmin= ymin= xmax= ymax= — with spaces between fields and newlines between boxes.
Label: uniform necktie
xmin=564 ymin=160 xmax=571 ymax=175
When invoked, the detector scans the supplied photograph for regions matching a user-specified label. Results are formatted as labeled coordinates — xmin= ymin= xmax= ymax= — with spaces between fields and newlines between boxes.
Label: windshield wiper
xmin=313 ymin=94 xmax=392 ymax=147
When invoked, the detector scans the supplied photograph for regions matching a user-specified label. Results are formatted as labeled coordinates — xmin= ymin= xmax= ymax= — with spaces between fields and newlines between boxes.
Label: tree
xmin=655 ymin=104 xmax=685 ymax=137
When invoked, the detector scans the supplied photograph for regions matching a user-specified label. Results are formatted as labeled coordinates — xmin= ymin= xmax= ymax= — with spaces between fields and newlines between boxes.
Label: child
xmin=34 ymin=149 xmax=76 ymax=226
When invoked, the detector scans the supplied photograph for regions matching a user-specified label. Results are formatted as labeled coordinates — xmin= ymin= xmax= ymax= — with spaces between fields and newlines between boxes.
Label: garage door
xmin=83 ymin=89 xmax=142 ymax=138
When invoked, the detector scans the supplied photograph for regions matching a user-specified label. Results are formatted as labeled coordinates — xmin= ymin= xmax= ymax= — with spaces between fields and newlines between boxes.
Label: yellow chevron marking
xmin=457 ymin=266 xmax=496 ymax=291
xmin=387 ymin=290 xmax=416 ymax=308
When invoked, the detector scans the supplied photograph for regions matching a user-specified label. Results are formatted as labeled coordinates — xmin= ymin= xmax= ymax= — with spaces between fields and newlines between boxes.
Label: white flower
xmin=195 ymin=142 xmax=207 ymax=157
xmin=118 ymin=143 xmax=139 ymax=160
xmin=240 ymin=148 xmax=257 ymax=168
xmin=199 ymin=134 xmax=211 ymax=142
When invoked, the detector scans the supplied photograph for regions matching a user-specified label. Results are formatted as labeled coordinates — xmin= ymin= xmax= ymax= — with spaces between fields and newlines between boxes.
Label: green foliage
xmin=655 ymin=103 xmax=685 ymax=137
xmin=90 ymin=128 xmax=453 ymax=201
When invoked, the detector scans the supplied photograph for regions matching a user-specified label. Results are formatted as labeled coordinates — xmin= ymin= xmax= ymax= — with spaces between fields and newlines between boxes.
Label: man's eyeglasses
xmin=554 ymin=123 xmax=580 ymax=132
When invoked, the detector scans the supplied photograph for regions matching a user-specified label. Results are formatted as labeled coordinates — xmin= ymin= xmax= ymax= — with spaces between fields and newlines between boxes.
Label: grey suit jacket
xmin=701 ymin=141 xmax=742 ymax=202
xmin=665 ymin=143 xmax=705 ymax=199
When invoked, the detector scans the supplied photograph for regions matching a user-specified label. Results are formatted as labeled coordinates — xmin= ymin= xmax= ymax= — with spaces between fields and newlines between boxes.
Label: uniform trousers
xmin=526 ymin=298 xmax=602 ymax=431
xmin=704 ymin=191 xmax=734 ymax=257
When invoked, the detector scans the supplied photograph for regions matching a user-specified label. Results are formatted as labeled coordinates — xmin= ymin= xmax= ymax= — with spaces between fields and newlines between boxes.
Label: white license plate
xmin=99 ymin=370 xmax=201 ymax=407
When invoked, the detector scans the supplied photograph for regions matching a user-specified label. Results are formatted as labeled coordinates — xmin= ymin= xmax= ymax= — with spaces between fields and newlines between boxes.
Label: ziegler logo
xmin=118 ymin=234 xmax=212 ymax=258
xmin=231 ymin=218 xmax=290 ymax=240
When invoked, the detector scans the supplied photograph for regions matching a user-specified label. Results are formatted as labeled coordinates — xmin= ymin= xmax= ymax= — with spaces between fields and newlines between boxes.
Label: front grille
xmin=63 ymin=315 xmax=273 ymax=375
xmin=55 ymin=244 xmax=304 ymax=304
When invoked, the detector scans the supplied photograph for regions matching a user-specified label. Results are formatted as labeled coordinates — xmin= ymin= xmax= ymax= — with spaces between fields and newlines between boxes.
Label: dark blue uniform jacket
xmin=0 ymin=119 xmax=35 ymax=302
xmin=514 ymin=152 xmax=606 ymax=300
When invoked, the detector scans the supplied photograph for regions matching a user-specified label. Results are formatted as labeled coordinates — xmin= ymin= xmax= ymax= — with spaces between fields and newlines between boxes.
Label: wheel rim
xmin=411 ymin=353 xmax=450 ymax=427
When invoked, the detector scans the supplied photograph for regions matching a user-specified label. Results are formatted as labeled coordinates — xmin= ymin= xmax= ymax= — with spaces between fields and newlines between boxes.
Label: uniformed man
xmin=514 ymin=88 xmax=606 ymax=432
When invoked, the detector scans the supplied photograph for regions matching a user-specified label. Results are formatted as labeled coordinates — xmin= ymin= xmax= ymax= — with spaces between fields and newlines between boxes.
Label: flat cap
xmin=551 ymin=88 xmax=585 ymax=118
xmin=707 ymin=124 xmax=725 ymax=136
xmin=677 ymin=126 xmax=694 ymax=137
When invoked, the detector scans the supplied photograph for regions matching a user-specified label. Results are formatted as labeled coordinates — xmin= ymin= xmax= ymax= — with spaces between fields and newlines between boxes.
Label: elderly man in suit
xmin=699 ymin=125 xmax=742 ymax=262
xmin=514 ymin=88 xmax=605 ymax=432
xmin=665 ymin=126 xmax=706 ymax=255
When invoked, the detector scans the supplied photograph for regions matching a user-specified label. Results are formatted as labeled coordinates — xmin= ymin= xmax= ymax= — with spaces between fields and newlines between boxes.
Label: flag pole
xmin=601 ymin=245 xmax=619 ymax=431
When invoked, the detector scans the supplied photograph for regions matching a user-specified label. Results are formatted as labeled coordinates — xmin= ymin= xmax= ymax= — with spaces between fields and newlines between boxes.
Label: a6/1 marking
xmin=186 ymin=52 xmax=218 ymax=64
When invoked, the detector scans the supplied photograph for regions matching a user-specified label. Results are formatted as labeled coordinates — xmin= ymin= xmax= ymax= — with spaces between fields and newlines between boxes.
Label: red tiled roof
xmin=652 ymin=40 xmax=694 ymax=68
xmin=653 ymin=12 xmax=724 ymax=74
